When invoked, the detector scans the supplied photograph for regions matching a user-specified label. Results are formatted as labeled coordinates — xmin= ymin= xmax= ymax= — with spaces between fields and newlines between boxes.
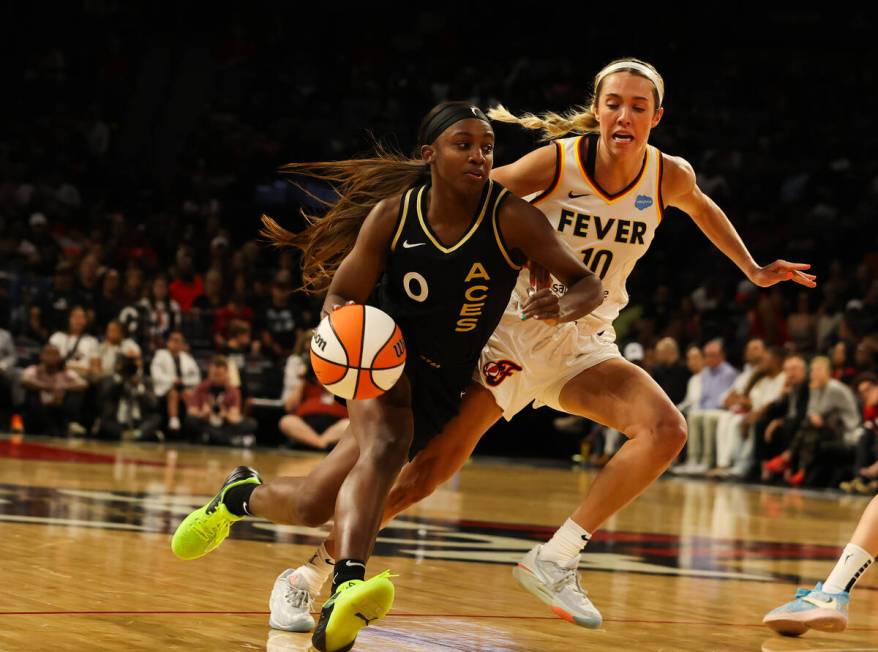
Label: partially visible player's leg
xmin=514 ymin=358 xmax=686 ymax=629
xmin=311 ymin=377 xmax=413 ymax=652
xmin=171 ymin=427 xmax=360 ymax=563
xmin=250 ymin=432 xmax=360 ymax=526
xmin=764 ymin=495 xmax=877 ymax=636
xmin=324 ymin=382 xmax=500 ymax=557
xmin=321 ymin=418 xmax=350 ymax=448
xmin=850 ymin=494 xmax=878 ymax=556
xmin=382 ymin=382 xmax=502 ymax=523
xmin=558 ymin=358 xmax=686 ymax=535
xmin=272 ymin=382 xmax=502 ymax=632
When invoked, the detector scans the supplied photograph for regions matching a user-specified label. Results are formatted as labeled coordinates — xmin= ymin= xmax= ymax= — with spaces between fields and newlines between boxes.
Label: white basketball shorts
xmin=476 ymin=315 xmax=622 ymax=420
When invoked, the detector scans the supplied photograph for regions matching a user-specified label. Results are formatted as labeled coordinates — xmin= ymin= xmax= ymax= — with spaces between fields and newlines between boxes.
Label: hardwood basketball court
xmin=1 ymin=435 xmax=876 ymax=651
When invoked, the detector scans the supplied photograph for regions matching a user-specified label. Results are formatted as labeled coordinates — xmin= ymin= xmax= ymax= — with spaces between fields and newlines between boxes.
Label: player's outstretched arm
xmin=663 ymin=154 xmax=817 ymax=289
xmin=499 ymin=196 xmax=603 ymax=323
xmin=321 ymin=198 xmax=399 ymax=316
xmin=490 ymin=144 xmax=557 ymax=198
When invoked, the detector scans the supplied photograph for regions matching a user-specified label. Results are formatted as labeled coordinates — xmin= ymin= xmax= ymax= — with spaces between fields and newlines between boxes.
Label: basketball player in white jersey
xmin=268 ymin=58 xmax=817 ymax=632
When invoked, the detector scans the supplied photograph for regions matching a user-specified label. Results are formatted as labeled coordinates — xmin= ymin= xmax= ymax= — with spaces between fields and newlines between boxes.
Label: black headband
xmin=423 ymin=105 xmax=490 ymax=145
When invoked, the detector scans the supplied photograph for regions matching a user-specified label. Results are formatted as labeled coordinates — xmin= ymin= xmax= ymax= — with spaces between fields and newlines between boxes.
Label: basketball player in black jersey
xmin=171 ymin=102 xmax=604 ymax=652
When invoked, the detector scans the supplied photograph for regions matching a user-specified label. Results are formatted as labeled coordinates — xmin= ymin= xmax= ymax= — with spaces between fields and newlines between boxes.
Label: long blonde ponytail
xmin=488 ymin=58 xmax=664 ymax=141
xmin=487 ymin=104 xmax=598 ymax=142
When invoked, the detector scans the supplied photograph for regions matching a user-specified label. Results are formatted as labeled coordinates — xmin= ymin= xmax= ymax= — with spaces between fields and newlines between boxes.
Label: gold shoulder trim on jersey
xmin=390 ymin=187 xmax=415 ymax=251
xmin=490 ymin=188 xmax=521 ymax=270
xmin=531 ymin=140 xmax=564 ymax=207
xmin=416 ymin=179 xmax=493 ymax=254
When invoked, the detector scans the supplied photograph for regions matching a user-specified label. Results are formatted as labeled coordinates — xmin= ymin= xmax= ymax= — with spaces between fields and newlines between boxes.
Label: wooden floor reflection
xmin=0 ymin=436 xmax=876 ymax=651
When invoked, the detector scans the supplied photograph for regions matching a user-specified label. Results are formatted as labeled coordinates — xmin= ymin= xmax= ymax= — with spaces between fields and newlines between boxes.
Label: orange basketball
xmin=310 ymin=304 xmax=407 ymax=400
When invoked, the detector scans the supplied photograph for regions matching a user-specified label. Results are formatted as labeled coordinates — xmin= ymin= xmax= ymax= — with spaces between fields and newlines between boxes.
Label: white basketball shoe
xmin=269 ymin=569 xmax=316 ymax=632
xmin=512 ymin=544 xmax=603 ymax=629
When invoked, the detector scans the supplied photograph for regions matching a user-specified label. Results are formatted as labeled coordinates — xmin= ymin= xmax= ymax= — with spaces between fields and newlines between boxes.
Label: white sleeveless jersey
xmin=513 ymin=133 xmax=665 ymax=335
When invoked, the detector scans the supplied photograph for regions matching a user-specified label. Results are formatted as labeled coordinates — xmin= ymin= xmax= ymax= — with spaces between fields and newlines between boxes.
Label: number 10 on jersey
xmin=580 ymin=247 xmax=613 ymax=280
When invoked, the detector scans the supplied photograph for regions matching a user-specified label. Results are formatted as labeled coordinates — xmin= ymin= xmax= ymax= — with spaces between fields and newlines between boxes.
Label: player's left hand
xmin=521 ymin=288 xmax=560 ymax=325
xmin=751 ymin=260 xmax=816 ymax=288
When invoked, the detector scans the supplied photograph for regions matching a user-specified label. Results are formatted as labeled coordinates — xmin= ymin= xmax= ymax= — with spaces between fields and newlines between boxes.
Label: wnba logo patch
xmin=482 ymin=359 xmax=522 ymax=386
xmin=635 ymin=195 xmax=653 ymax=210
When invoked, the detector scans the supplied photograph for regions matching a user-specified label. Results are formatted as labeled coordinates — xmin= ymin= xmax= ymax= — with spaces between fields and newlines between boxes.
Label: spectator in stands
xmin=97 ymin=320 xmax=141 ymax=379
xmin=169 ymin=246 xmax=204 ymax=313
xmin=23 ymin=305 xmax=50 ymax=344
xmin=212 ymin=292 xmax=253 ymax=349
xmin=21 ymin=212 xmax=60 ymax=275
xmin=279 ymin=352 xmax=349 ymax=450
xmin=257 ymin=271 xmax=303 ymax=360
xmin=651 ymin=337 xmax=689 ymax=406
xmin=699 ymin=340 xmax=768 ymax=476
xmin=96 ymin=352 xmax=161 ymax=441
xmin=121 ymin=267 xmax=145 ymax=304
xmin=722 ymin=338 xmax=766 ymax=411
xmin=676 ymin=339 xmax=738 ymax=473
xmin=716 ymin=345 xmax=787 ymax=479
xmin=40 ymin=262 xmax=79 ymax=333
xmin=816 ymin=295 xmax=844 ymax=352
xmin=855 ymin=339 xmax=878 ymax=376
xmin=787 ymin=291 xmax=817 ymax=354
xmin=49 ymin=306 xmax=99 ymax=379
xmin=676 ymin=345 xmax=705 ymax=417
xmin=76 ymin=253 xmax=102 ymax=320
xmin=184 ymin=355 xmax=257 ymax=446
xmin=748 ymin=290 xmax=788 ymax=346
xmin=139 ymin=274 xmax=181 ymax=353
xmin=192 ymin=268 xmax=224 ymax=345
xmin=95 ymin=268 xmax=123 ymax=329
xmin=759 ymin=355 xmax=810 ymax=480
xmin=830 ymin=340 xmax=858 ymax=386
xmin=773 ymin=356 xmax=861 ymax=487
xmin=118 ymin=267 xmax=147 ymax=345
xmin=840 ymin=373 xmax=878 ymax=494
xmin=21 ymin=344 xmax=87 ymax=436
xmin=150 ymin=330 xmax=201 ymax=435
xmin=222 ymin=319 xmax=259 ymax=391
xmin=0 ymin=327 xmax=20 ymax=427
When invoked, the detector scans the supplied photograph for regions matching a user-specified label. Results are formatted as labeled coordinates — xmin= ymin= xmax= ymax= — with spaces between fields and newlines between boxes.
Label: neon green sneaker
xmin=311 ymin=570 xmax=395 ymax=652
xmin=171 ymin=466 xmax=262 ymax=560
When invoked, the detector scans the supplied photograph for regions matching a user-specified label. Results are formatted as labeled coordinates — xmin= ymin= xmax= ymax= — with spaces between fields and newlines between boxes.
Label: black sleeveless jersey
xmin=377 ymin=178 xmax=522 ymax=375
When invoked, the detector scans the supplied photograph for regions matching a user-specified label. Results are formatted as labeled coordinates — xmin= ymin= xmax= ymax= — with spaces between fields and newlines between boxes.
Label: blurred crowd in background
xmin=0 ymin=5 xmax=875 ymax=492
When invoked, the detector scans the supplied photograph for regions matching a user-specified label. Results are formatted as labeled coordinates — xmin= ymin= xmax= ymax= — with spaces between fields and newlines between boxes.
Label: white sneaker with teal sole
xmin=269 ymin=569 xmax=316 ymax=632
xmin=512 ymin=544 xmax=602 ymax=629
xmin=763 ymin=582 xmax=849 ymax=636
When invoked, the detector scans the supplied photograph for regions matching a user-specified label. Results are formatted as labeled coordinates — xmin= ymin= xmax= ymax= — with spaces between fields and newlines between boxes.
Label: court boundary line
xmin=0 ymin=611 xmax=876 ymax=631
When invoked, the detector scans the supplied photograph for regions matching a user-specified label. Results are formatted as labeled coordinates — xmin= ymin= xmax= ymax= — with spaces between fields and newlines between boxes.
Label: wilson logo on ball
xmin=310 ymin=304 xmax=406 ymax=400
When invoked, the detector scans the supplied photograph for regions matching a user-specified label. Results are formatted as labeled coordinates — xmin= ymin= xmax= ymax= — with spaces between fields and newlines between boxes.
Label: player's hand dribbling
xmin=750 ymin=260 xmax=817 ymax=288
xmin=521 ymin=288 xmax=560 ymax=325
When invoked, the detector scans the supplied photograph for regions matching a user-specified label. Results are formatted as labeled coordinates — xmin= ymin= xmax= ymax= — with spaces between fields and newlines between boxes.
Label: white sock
xmin=540 ymin=518 xmax=592 ymax=566
xmin=823 ymin=543 xmax=874 ymax=594
xmin=169 ymin=416 xmax=180 ymax=430
xmin=293 ymin=542 xmax=335 ymax=596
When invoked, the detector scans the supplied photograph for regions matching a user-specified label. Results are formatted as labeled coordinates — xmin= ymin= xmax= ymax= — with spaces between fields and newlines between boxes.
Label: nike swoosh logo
xmin=402 ymin=240 xmax=426 ymax=248
xmin=568 ymin=191 xmax=589 ymax=199
xmin=803 ymin=595 xmax=838 ymax=610
xmin=345 ymin=560 xmax=366 ymax=568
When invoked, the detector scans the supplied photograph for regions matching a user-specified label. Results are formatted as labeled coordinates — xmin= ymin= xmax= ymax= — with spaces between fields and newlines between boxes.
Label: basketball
xmin=309 ymin=304 xmax=407 ymax=400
